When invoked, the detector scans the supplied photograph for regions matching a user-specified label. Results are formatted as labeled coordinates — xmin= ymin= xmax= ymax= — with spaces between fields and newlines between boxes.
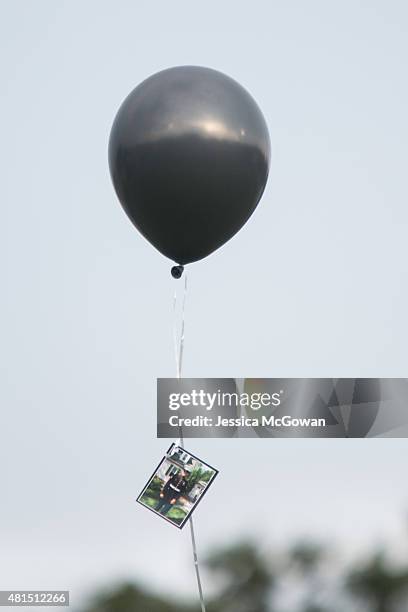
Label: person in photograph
xmin=156 ymin=469 xmax=188 ymax=517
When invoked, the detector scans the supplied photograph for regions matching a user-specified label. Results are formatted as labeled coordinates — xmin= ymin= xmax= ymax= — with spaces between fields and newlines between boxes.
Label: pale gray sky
xmin=1 ymin=0 xmax=408 ymax=608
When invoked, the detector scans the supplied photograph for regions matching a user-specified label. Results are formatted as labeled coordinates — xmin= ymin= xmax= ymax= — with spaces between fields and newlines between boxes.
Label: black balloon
xmin=109 ymin=66 xmax=270 ymax=267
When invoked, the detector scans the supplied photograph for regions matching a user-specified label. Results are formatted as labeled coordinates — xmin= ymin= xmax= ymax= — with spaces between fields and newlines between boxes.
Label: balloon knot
xmin=171 ymin=265 xmax=184 ymax=279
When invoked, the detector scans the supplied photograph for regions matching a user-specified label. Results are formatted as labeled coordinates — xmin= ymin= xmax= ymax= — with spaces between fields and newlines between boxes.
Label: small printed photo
xmin=137 ymin=444 xmax=218 ymax=528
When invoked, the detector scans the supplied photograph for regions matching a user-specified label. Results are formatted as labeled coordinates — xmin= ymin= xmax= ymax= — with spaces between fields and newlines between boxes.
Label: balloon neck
xmin=171 ymin=265 xmax=184 ymax=279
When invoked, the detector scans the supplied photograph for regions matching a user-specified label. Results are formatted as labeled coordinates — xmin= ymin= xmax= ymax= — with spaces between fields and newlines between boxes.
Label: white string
xmin=173 ymin=273 xmax=207 ymax=612
xmin=173 ymin=274 xmax=187 ymax=379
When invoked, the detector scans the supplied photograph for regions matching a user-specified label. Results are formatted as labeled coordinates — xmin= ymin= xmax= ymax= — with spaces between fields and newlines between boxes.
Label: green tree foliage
xmin=80 ymin=540 xmax=408 ymax=612
xmin=205 ymin=541 xmax=275 ymax=612
xmin=287 ymin=541 xmax=328 ymax=612
xmin=185 ymin=467 xmax=214 ymax=493
xmin=346 ymin=551 xmax=408 ymax=612
xmin=81 ymin=582 xmax=194 ymax=612
xmin=288 ymin=542 xmax=325 ymax=575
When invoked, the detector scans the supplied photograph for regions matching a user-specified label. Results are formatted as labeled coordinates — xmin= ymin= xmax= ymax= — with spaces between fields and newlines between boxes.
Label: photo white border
xmin=136 ymin=444 xmax=219 ymax=529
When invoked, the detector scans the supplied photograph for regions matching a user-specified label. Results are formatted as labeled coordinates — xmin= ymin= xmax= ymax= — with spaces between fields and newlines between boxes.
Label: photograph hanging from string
xmin=137 ymin=444 xmax=218 ymax=528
